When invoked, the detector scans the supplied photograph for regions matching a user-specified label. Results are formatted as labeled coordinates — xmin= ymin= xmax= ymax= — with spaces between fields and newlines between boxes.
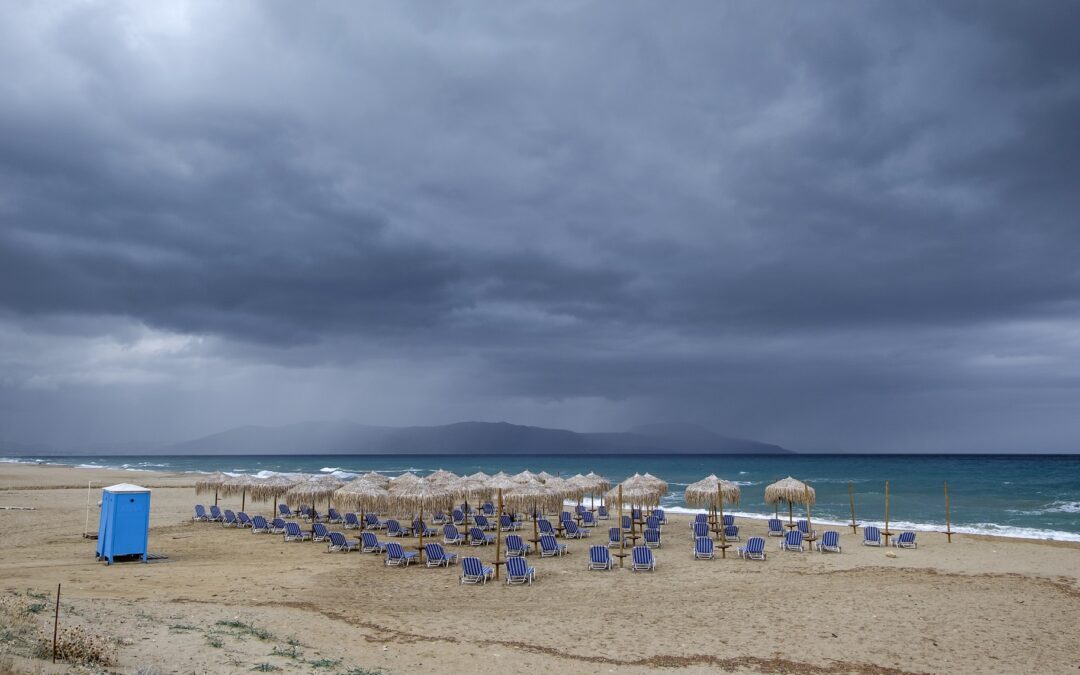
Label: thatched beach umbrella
xmin=685 ymin=475 xmax=742 ymax=555
xmin=386 ymin=480 xmax=455 ymax=561
xmin=219 ymin=474 xmax=257 ymax=511
xmin=764 ymin=476 xmax=816 ymax=527
xmin=357 ymin=471 xmax=390 ymax=488
xmin=582 ymin=472 xmax=611 ymax=509
xmin=505 ymin=481 xmax=561 ymax=551
xmin=195 ymin=472 xmax=231 ymax=507
xmin=334 ymin=480 xmax=389 ymax=527
xmin=512 ymin=470 xmax=540 ymax=484
xmin=536 ymin=471 xmax=556 ymax=483
xmin=640 ymin=473 xmax=669 ymax=497
xmin=425 ymin=469 xmax=459 ymax=484
xmin=287 ymin=475 xmax=346 ymax=515
xmin=250 ymin=474 xmax=300 ymax=514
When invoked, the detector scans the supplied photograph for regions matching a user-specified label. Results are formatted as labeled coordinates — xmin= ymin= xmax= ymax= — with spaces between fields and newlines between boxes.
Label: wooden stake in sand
xmin=848 ymin=482 xmax=858 ymax=534
xmin=804 ymin=485 xmax=815 ymax=548
xmin=494 ymin=488 xmax=504 ymax=581
xmin=883 ymin=480 xmax=892 ymax=547
xmin=943 ymin=481 xmax=954 ymax=543
xmin=618 ymin=485 xmax=625 ymax=568
xmin=52 ymin=583 xmax=60 ymax=663
xmin=83 ymin=481 xmax=92 ymax=538
xmin=716 ymin=483 xmax=728 ymax=559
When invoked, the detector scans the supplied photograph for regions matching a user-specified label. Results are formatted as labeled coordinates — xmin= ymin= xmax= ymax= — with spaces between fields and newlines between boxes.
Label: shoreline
xmin=3 ymin=457 xmax=1078 ymax=544
xmin=1 ymin=462 xmax=1079 ymax=674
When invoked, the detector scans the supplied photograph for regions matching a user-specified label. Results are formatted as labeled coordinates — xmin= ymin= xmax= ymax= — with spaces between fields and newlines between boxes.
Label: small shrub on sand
xmin=44 ymin=625 xmax=116 ymax=666
xmin=251 ymin=664 xmax=281 ymax=672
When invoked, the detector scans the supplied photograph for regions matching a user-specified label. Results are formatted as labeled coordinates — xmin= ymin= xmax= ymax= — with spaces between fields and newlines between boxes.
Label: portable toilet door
xmin=96 ymin=483 xmax=151 ymax=564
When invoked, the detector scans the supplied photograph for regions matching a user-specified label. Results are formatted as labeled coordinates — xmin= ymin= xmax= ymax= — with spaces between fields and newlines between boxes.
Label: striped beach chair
xmin=588 ymin=545 xmax=613 ymax=570
xmin=269 ymin=518 xmax=287 ymax=534
xmin=797 ymin=519 xmax=816 ymax=539
xmin=443 ymin=524 xmax=464 ymax=545
xmin=469 ymin=527 xmax=495 ymax=546
xmin=425 ymin=543 xmax=458 ymax=567
xmin=384 ymin=542 xmax=418 ymax=567
xmin=326 ymin=508 xmax=344 ymax=524
xmin=236 ymin=512 xmax=254 ymax=528
xmin=694 ymin=536 xmax=714 ymax=560
xmin=452 ymin=509 xmax=466 ymax=525
xmin=723 ymin=514 xmax=734 ymax=528
xmin=278 ymin=504 xmax=295 ymax=518
xmin=767 ymin=519 xmax=785 ymax=537
xmin=360 ymin=531 xmax=386 ymax=553
xmin=505 ymin=535 xmax=531 ymax=557
xmin=643 ymin=528 xmax=661 ymax=548
xmin=781 ymin=530 xmax=804 ymax=552
xmin=327 ymin=532 xmax=358 ymax=552
xmin=208 ymin=505 xmax=224 ymax=522
xmin=597 ymin=505 xmax=609 ymax=520
xmin=563 ymin=521 xmax=587 ymax=539
xmin=690 ymin=513 xmax=708 ymax=529
xmin=621 ymin=516 xmax=633 ymax=533
xmin=283 ymin=522 xmax=310 ymax=542
xmin=220 ymin=510 xmax=238 ymax=527
xmin=250 ymin=515 xmax=270 ymax=533
xmin=412 ymin=519 xmax=434 ymax=538
xmin=385 ymin=520 xmax=411 ymax=537
xmin=893 ymin=531 xmax=917 ymax=549
xmin=500 ymin=515 xmax=521 ymax=532
xmin=645 ymin=515 xmax=661 ymax=531
xmin=738 ymin=536 xmax=766 ymax=561
xmin=607 ymin=527 xmax=621 ymax=548
xmin=506 ymin=556 xmax=535 ymax=585
xmin=817 ymin=530 xmax=842 ymax=553
xmin=723 ymin=524 xmax=740 ymax=542
xmin=538 ymin=519 xmax=556 ymax=536
xmin=540 ymin=534 xmax=566 ymax=557
xmin=460 ymin=556 xmax=494 ymax=584
xmin=863 ymin=526 xmax=882 ymax=547
xmin=364 ymin=514 xmax=384 ymax=530
xmin=193 ymin=505 xmax=209 ymax=522
xmin=473 ymin=515 xmax=495 ymax=531
xmin=311 ymin=523 xmax=332 ymax=542
xmin=631 ymin=545 xmax=655 ymax=572
xmin=692 ymin=522 xmax=710 ymax=539
xmin=343 ymin=513 xmax=361 ymax=529
xmin=652 ymin=508 xmax=667 ymax=525
xmin=581 ymin=511 xmax=597 ymax=528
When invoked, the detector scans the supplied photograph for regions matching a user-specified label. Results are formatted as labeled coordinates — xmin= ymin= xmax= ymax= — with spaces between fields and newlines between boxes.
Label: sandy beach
xmin=1 ymin=463 xmax=1078 ymax=675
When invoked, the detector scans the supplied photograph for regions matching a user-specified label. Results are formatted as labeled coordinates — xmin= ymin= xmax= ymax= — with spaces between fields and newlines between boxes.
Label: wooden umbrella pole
xmin=717 ymin=485 xmax=727 ymax=559
xmin=242 ymin=489 xmax=246 ymax=512
xmin=83 ymin=481 xmax=92 ymax=538
xmin=52 ymin=583 xmax=60 ymax=663
xmin=944 ymin=481 xmax=953 ymax=543
xmin=418 ymin=504 xmax=425 ymax=562
xmin=214 ymin=488 xmax=219 ymax=507
xmin=805 ymin=485 xmax=813 ymax=546
xmin=494 ymin=489 xmax=503 ymax=580
xmin=618 ymin=485 xmax=625 ymax=568
xmin=788 ymin=502 xmax=793 ymax=528
xmin=884 ymin=480 xmax=891 ymax=547
xmin=848 ymin=481 xmax=857 ymax=534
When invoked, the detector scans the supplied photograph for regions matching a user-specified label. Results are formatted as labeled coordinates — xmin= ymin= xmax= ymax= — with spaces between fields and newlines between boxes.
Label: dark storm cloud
xmin=2 ymin=1 xmax=1080 ymax=451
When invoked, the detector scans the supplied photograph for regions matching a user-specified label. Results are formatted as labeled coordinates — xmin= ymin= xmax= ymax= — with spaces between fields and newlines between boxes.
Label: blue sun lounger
xmin=473 ymin=515 xmax=495 ymax=531
xmin=652 ymin=508 xmax=667 ymax=525
xmin=694 ymin=536 xmax=714 ymax=559
xmin=425 ymin=543 xmax=458 ymax=567
xmin=692 ymin=522 xmax=710 ymax=539
xmin=412 ymin=519 xmax=434 ymax=537
xmin=364 ymin=514 xmax=384 ymax=530
xmin=597 ymin=505 xmax=609 ymax=520
xmin=283 ymin=522 xmax=311 ymax=542
xmin=631 ymin=545 xmax=655 ymax=571
xmin=781 ymin=530 xmax=804 ymax=552
xmin=563 ymin=521 xmax=587 ymax=539
xmin=343 ymin=513 xmax=361 ymax=529
xmin=311 ymin=523 xmax=332 ymax=542
xmin=443 ymin=524 xmax=464 ymax=545
xmin=384 ymin=542 xmax=418 ymax=567
xmin=278 ymin=504 xmax=295 ymax=518
xmin=251 ymin=515 xmax=270 ymax=533
xmin=797 ymin=520 xmax=816 ymax=539
xmin=500 ymin=515 xmax=522 ymax=531
xmin=326 ymin=508 xmax=344 ymax=524
xmin=723 ymin=514 xmax=734 ymax=528
xmin=738 ymin=536 xmax=766 ymax=560
xmin=723 ymin=525 xmax=740 ymax=541
xmin=893 ymin=531 xmax=917 ymax=548
xmin=452 ymin=509 xmax=466 ymax=525
xmin=538 ymin=519 xmax=555 ymax=536
xmin=690 ymin=514 xmax=708 ymax=529
xmin=237 ymin=512 xmax=254 ymax=529
xmin=588 ymin=545 xmax=613 ymax=570
xmin=221 ymin=510 xmax=238 ymax=527
xmin=644 ymin=528 xmax=661 ymax=548
xmin=505 ymin=535 xmax=531 ymax=556
xmin=607 ymin=527 xmax=621 ymax=547
xmin=767 ymin=519 xmax=785 ymax=537
xmin=645 ymin=516 xmax=661 ymax=531
xmin=193 ymin=505 xmax=209 ymax=522
xmin=621 ymin=516 xmax=633 ymax=533
xmin=863 ymin=526 xmax=882 ymax=547
xmin=469 ymin=527 xmax=495 ymax=546
xmin=539 ymin=534 xmax=566 ymax=557
xmin=460 ymin=556 xmax=494 ymax=584
xmin=506 ymin=556 xmax=535 ymax=585
xmin=581 ymin=511 xmax=597 ymax=527
xmin=385 ymin=520 xmax=411 ymax=537
xmin=328 ymin=531 xmax=359 ymax=552
xmin=361 ymin=531 xmax=386 ymax=553
xmin=817 ymin=530 xmax=842 ymax=553
xmin=269 ymin=518 xmax=287 ymax=534
xmin=208 ymin=505 xmax=224 ymax=522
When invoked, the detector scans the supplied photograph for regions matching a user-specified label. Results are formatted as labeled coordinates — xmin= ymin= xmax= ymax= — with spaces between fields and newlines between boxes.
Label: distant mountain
xmin=157 ymin=420 xmax=792 ymax=455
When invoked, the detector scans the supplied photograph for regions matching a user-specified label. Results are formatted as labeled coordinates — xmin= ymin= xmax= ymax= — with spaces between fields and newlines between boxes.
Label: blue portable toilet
xmin=96 ymin=483 xmax=151 ymax=564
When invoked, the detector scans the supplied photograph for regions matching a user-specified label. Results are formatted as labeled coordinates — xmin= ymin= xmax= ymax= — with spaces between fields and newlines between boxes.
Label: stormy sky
xmin=2 ymin=2 xmax=1079 ymax=452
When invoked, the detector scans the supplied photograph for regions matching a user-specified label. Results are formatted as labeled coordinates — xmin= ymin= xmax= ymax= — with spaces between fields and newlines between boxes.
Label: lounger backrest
xmin=694 ymin=514 xmax=707 ymax=524
xmin=538 ymin=520 xmax=554 ymax=533
xmin=443 ymin=524 xmax=460 ymax=539
xmin=313 ymin=523 xmax=329 ymax=537
xmin=724 ymin=525 xmax=738 ymax=538
xmin=285 ymin=522 xmax=301 ymax=536
xmin=540 ymin=535 xmax=558 ymax=551
xmin=768 ymin=519 xmax=782 ymax=531
xmin=797 ymin=520 xmax=810 ymax=534
xmin=462 ymin=556 xmax=483 ymax=576
xmin=582 ymin=512 xmax=595 ymax=524
xmin=474 ymin=515 xmax=489 ymax=528
xmin=747 ymin=537 xmax=765 ymax=553
xmin=560 ymin=512 xmax=572 ymax=523
xmin=506 ymin=556 xmax=527 ymax=577
xmin=693 ymin=523 xmax=710 ymax=538
xmin=598 ymin=506 xmax=608 ymax=516
xmin=696 ymin=536 xmax=713 ymax=554
xmin=329 ymin=532 xmax=346 ymax=547
xmin=238 ymin=512 xmax=251 ymax=523
xmin=278 ymin=504 xmax=290 ymax=515
xmin=365 ymin=514 xmax=380 ymax=525
xmin=470 ymin=527 xmax=486 ymax=540
xmin=453 ymin=509 xmax=465 ymax=521
xmin=644 ymin=528 xmax=660 ymax=543
xmin=589 ymin=545 xmax=609 ymax=564
xmin=653 ymin=509 xmax=665 ymax=519
xmin=864 ymin=526 xmax=880 ymax=541
xmin=253 ymin=516 xmax=267 ymax=528
xmin=361 ymin=532 xmax=379 ymax=547
xmin=195 ymin=505 xmax=206 ymax=518
xmin=210 ymin=506 xmax=222 ymax=518
xmin=507 ymin=535 xmax=523 ymax=549
xmin=723 ymin=515 xmax=734 ymax=527
xmin=823 ymin=531 xmax=839 ymax=547
xmin=899 ymin=531 xmax=915 ymax=544
xmin=482 ymin=503 xmax=494 ymax=514
xmin=385 ymin=542 xmax=404 ymax=558
xmin=646 ymin=516 xmax=659 ymax=529
xmin=621 ymin=516 xmax=632 ymax=530
xmin=425 ymin=543 xmax=444 ymax=560
xmin=632 ymin=546 xmax=652 ymax=565
xmin=500 ymin=515 xmax=513 ymax=528
xmin=608 ymin=528 xmax=620 ymax=542
xmin=386 ymin=520 xmax=401 ymax=532
xmin=632 ymin=508 xmax=642 ymax=520
xmin=786 ymin=530 xmax=802 ymax=546
xmin=565 ymin=522 xmax=579 ymax=534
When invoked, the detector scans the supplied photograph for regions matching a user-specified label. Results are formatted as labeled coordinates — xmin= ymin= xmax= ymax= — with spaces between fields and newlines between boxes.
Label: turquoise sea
xmin=4 ymin=453 xmax=1078 ymax=541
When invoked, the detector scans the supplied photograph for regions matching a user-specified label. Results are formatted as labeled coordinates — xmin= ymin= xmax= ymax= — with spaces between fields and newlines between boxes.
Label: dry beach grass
xmin=1 ymin=463 xmax=1078 ymax=674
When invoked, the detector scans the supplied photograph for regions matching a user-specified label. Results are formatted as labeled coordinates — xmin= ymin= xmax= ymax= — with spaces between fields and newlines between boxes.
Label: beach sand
xmin=1 ymin=463 xmax=1078 ymax=674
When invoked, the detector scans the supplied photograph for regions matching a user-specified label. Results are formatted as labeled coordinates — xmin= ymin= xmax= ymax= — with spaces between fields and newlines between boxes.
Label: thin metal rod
xmin=52 ymin=583 xmax=61 ymax=663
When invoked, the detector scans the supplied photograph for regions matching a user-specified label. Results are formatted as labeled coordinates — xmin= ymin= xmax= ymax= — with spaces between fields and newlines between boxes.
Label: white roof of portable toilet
xmin=103 ymin=483 xmax=150 ymax=493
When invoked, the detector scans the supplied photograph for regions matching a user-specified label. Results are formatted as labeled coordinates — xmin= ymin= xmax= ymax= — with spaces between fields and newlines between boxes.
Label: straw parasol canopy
xmin=605 ymin=473 xmax=665 ymax=507
xmin=449 ymin=475 xmax=492 ymax=502
xmin=487 ymin=473 xmax=519 ymax=492
xmin=536 ymin=471 xmax=557 ymax=483
xmin=384 ymin=480 xmax=455 ymax=560
xmin=334 ymin=480 xmax=389 ymax=514
xmin=425 ymin=469 xmax=459 ymax=484
xmin=512 ymin=470 xmax=540 ymax=484
xmin=356 ymin=471 xmax=390 ymax=488
xmin=583 ymin=472 xmax=611 ymax=491
xmin=543 ymin=476 xmax=582 ymax=502
xmin=640 ymin=472 xmax=669 ymax=497
xmin=764 ymin=477 xmax=816 ymax=506
xmin=286 ymin=475 xmax=346 ymax=509
xmin=504 ymin=481 xmax=562 ymax=514
xmin=195 ymin=472 xmax=231 ymax=496
xmin=684 ymin=475 xmax=742 ymax=507
xmin=764 ymin=476 xmax=816 ymax=526
xmin=248 ymin=474 xmax=299 ymax=502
